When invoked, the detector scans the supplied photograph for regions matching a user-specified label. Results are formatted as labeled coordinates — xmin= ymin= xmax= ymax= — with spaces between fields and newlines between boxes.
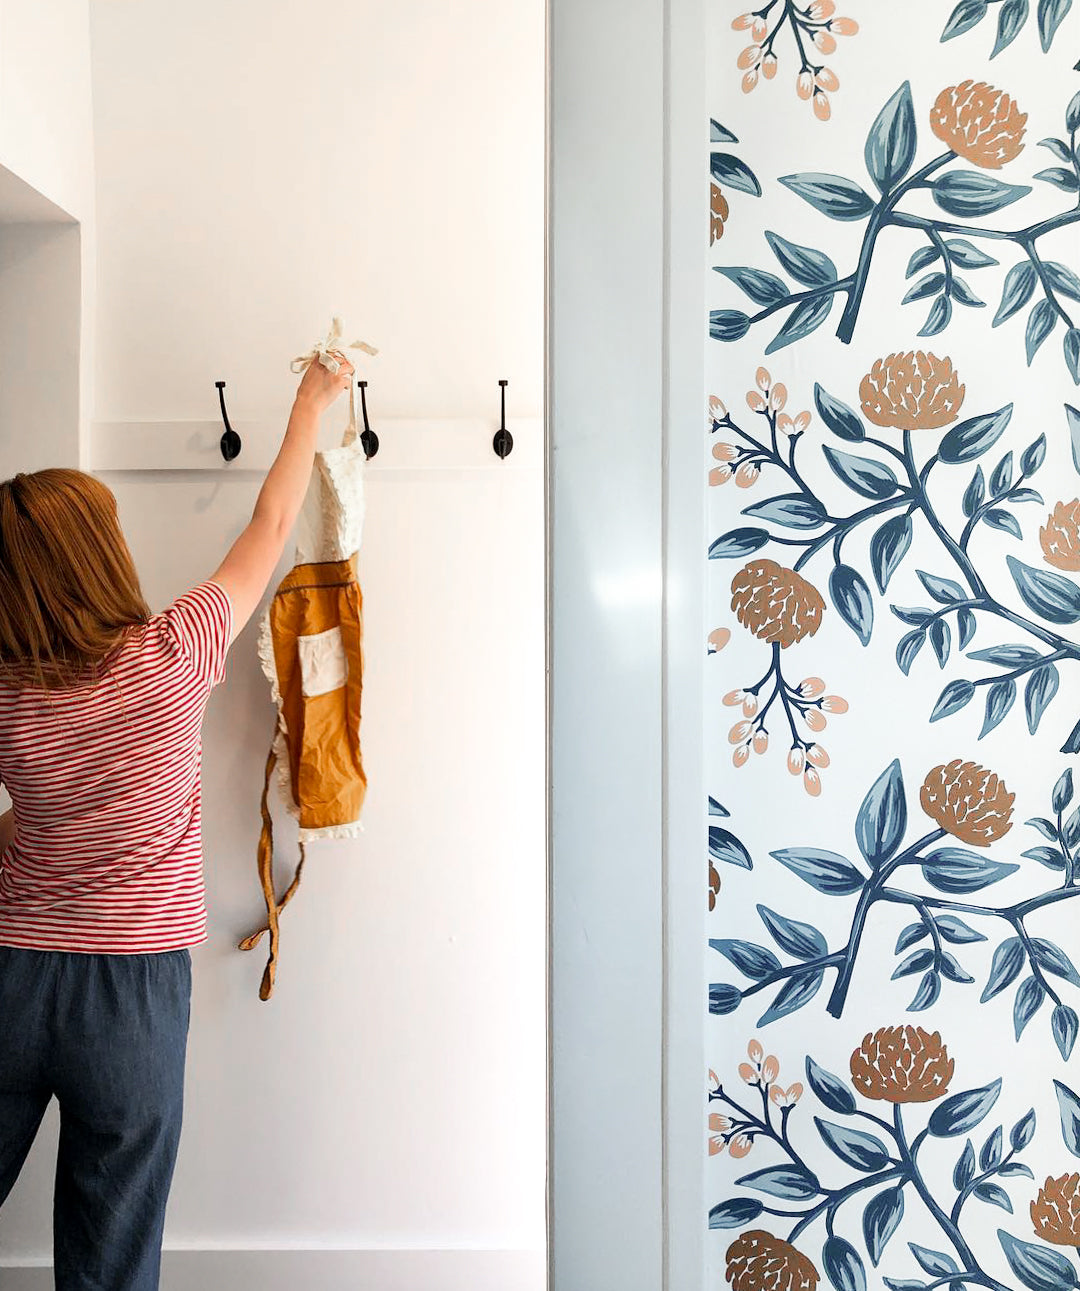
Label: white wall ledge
xmin=90 ymin=417 xmax=543 ymax=474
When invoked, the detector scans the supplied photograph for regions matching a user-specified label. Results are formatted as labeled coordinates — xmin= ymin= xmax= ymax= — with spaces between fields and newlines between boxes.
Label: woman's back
xmin=0 ymin=581 xmax=231 ymax=953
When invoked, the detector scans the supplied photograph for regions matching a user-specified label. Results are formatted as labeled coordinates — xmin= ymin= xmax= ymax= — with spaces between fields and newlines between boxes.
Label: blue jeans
xmin=0 ymin=946 xmax=191 ymax=1290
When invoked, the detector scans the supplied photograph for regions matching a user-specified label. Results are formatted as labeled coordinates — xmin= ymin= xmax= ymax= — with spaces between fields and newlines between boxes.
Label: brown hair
xmin=0 ymin=469 xmax=150 ymax=690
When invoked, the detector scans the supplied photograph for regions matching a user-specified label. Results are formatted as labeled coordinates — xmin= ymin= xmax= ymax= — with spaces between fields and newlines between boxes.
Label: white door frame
xmin=547 ymin=0 xmax=706 ymax=1285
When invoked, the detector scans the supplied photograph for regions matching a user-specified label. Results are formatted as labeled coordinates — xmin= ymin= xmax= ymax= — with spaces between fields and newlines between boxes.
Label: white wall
xmin=0 ymin=0 xmax=96 ymax=466
xmin=0 ymin=2 xmax=546 ymax=1285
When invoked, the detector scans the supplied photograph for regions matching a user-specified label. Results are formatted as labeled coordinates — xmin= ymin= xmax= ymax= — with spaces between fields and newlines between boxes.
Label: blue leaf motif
xmin=779 ymin=173 xmax=875 ymax=221
xmin=710 ymin=152 xmax=762 ymax=197
xmin=822 ymin=1236 xmax=867 ymax=1291
xmin=921 ymin=848 xmax=1019 ymax=894
xmin=708 ymin=983 xmax=743 ymax=1015
xmin=1053 ymin=1004 xmax=1079 ymax=1060
xmin=1011 ymin=1108 xmax=1037 ymax=1151
xmin=710 ymin=310 xmax=751 ymax=341
xmin=742 ymin=494 xmax=828 ymax=530
xmin=710 ymin=120 xmax=738 ymax=143
xmin=992 ymin=0 xmax=1030 ymax=55
xmin=865 ymin=83 xmax=917 ymax=194
xmin=855 ymin=759 xmax=907 ymax=868
xmin=930 ymin=679 xmax=975 ymax=721
xmin=953 ymin=1139 xmax=976 ymax=1189
xmin=766 ymin=295 xmax=835 ymax=355
xmin=998 ymin=1229 xmax=1080 ymax=1290
xmin=735 ymin=1165 xmax=822 ymax=1200
xmin=936 ymin=915 xmax=987 ymax=944
xmin=909 ymin=969 xmax=942 ymax=1011
xmin=896 ymin=629 xmax=925 ymax=675
xmin=1031 ymin=938 xmax=1080 ymax=985
xmin=909 ymin=1245 xmax=958 ymax=1276
xmin=1055 ymin=1079 xmax=1080 ymax=1157
xmin=709 ymin=527 xmax=770 ymax=560
xmin=919 ymin=295 xmax=952 ymax=337
xmin=980 ymin=679 xmax=1016 ymax=738
xmin=823 ymin=446 xmax=900 ymax=499
xmin=757 ymin=905 xmax=828 ymax=960
xmin=932 ymin=171 xmax=1031 ymax=217
xmin=772 ymin=848 xmax=865 ymax=895
xmin=982 ymin=937 xmax=1025 ymax=1002
xmin=938 ymin=404 xmax=1013 ymax=464
xmin=870 ymin=514 xmax=913 ymax=593
xmin=994 ymin=262 xmax=1038 ymax=326
xmin=1026 ymin=298 xmax=1058 ymax=365
xmin=815 ymin=1118 xmax=891 ymax=1172
xmin=709 ymin=938 xmax=780 ymax=981
xmin=806 ymin=1056 xmax=857 ymax=1115
xmin=714 ymin=265 xmax=789 ymax=307
xmin=709 ymin=826 xmax=752 ymax=869
xmin=941 ymin=0 xmax=989 ymax=40
xmin=917 ymin=571 xmax=967 ymax=603
xmin=830 ymin=565 xmax=874 ymax=646
xmin=928 ymin=1078 xmax=1002 ymax=1137
xmin=765 ymin=230 xmax=837 ymax=287
xmin=1054 ymin=767 xmax=1075 ymax=812
xmin=1067 ymin=404 xmax=1080 ymax=475
xmin=814 ymin=383 xmax=866 ymax=441
xmin=708 ymin=1197 xmax=764 ymax=1229
xmin=863 ymin=1186 xmax=904 ymax=1267
xmin=1039 ymin=0 xmax=1073 ymax=50
xmin=1014 ymin=974 xmax=1046 ymax=1039
xmin=757 ymin=968 xmax=824 ymax=1027
xmin=1007 ymin=556 xmax=1080 ymax=624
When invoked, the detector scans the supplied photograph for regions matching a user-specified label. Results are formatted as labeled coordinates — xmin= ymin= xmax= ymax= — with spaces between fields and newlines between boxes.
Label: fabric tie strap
xmin=290 ymin=316 xmax=378 ymax=376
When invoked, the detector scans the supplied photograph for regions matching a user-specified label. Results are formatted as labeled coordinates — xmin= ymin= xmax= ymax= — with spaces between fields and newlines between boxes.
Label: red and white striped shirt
xmin=0 ymin=581 xmax=233 ymax=953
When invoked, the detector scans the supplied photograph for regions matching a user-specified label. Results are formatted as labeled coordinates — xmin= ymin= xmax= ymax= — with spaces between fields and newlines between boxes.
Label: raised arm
xmin=0 ymin=806 xmax=12 ymax=856
xmin=211 ymin=354 xmax=354 ymax=640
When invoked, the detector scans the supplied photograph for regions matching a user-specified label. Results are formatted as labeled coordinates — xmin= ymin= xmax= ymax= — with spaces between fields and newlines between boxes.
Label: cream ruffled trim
xmin=258 ymin=605 xmax=301 ymax=820
xmin=298 ymin=819 xmax=366 ymax=842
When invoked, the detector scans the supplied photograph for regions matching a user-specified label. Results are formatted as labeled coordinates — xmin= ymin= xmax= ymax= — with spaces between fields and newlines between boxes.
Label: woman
xmin=0 ymin=351 xmax=353 ymax=1289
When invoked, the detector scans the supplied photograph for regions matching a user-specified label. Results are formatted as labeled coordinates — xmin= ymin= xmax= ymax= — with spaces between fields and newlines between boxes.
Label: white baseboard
xmin=0 ymin=1248 xmax=547 ymax=1291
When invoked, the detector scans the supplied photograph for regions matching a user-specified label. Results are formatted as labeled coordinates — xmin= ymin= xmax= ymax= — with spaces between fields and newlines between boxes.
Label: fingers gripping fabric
xmin=239 ymin=321 xmax=370 ymax=999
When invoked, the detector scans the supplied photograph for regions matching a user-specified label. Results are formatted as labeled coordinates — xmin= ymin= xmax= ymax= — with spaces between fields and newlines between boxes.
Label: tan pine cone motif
xmin=930 ymin=80 xmax=1027 ymax=169
xmin=1040 ymin=501 xmax=1080 ymax=572
xmin=730 ymin=560 xmax=825 ymax=649
xmin=859 ymin=352 xmax=965 ymax=431
xmin=1032 ymin=1173 xmax=1080 ymax=1246
xmin=711 ymin=183 xmax=730 ymax=244
xmin=726 ymin=1230 xmax=820 ymax=1291
xmin=849 ymin=1025 xmax=954 ymax=1104
xmin=920 ymin=759 xmax=1014 ymax=847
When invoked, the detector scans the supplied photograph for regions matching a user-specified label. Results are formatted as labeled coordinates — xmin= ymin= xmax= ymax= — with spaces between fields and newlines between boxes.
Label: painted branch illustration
xmin=708 ymin=360 xmax=1080 ymax=756
xmin=709 ymin=757 xmax=1080 ymax=1059
xmin=708 ymin=1028 xmax=1080 ymax=1291
xmin=730 ymin=0 xmax=859 ymax=122
xmin=710 ymin=79 xmax=1080 ymax=376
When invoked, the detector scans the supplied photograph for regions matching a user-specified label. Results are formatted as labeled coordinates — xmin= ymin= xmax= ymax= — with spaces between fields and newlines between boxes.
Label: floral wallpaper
xmin=706 ymin=4 xmax=1080 ymax=1289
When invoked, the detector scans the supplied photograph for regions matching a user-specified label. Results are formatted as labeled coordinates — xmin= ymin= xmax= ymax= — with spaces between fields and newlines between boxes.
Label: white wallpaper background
xmin=705 ymin=3 xmax=1080 ymax=1288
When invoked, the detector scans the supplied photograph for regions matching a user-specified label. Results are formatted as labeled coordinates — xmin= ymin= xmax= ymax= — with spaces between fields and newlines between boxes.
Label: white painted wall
xmin=0 ymin=0 xmax=95 ymax=466
xmin=0 ymin=2 xmax=546 ymax=1285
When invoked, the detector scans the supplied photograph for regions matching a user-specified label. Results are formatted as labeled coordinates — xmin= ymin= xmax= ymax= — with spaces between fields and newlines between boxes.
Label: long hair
xmin=0 ymin=470 xmax=150 ymax=690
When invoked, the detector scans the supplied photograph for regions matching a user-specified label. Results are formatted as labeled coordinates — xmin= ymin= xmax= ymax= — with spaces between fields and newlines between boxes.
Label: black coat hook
xmin=358 ymin=380 xmax=379 ymax=460
xmin=215 ymin=381 xmax=242 ymax=462
xmin=493 ymin=380 xmax=513 ymax=459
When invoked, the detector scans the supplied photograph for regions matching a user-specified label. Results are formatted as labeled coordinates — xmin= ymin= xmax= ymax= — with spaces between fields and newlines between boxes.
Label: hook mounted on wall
xmin=493 ymin=380 xmax=513 ymax=459
xmin=215 ymin=381 xmax=242 ymax=462
xmin=358 ymin=380 xmax=379 ymax=460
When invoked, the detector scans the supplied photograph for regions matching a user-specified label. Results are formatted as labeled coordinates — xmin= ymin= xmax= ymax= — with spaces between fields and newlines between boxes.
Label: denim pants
xmin=0 ymin=946 xmax=191 ymax=1290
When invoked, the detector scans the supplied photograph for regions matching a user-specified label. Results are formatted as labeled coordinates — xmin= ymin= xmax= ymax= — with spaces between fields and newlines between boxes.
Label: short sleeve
xmin=161 ymin=581 xmax=233 ymax=689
